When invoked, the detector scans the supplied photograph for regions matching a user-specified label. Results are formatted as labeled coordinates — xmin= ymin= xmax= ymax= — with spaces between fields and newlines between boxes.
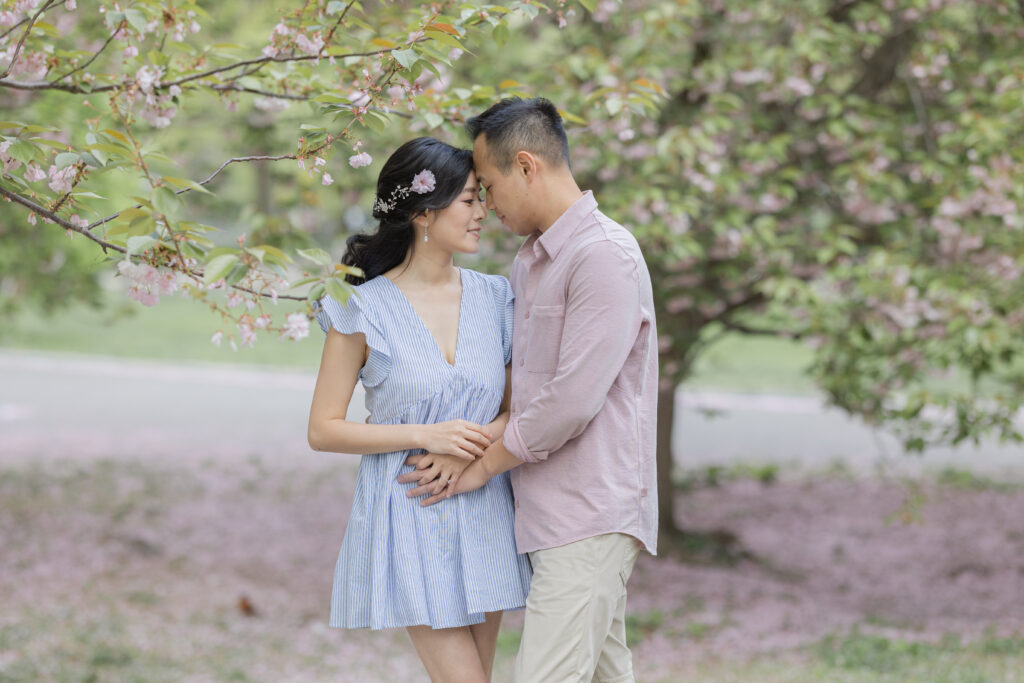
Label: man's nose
xmin=485 ymin=192 xmax=495 ymax=211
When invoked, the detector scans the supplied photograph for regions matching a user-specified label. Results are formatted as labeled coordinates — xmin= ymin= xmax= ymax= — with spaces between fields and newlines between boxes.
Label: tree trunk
xmin=656 ymin=382 xmax=678 ymax=549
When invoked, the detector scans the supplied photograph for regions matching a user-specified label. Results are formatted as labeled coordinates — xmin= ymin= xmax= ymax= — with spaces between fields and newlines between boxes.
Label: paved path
xmin=1 ymin=350 xmax=1020 ymax=476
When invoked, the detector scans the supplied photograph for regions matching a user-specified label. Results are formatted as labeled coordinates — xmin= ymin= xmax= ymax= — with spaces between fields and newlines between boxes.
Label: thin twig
xmin=51 ymin=21 xmax=126 ymax=83
xmin=0 ymin=47 xmax=396 ymax=93
xmin=0 ymin=184 xmax=124 ymax=253
xmin=0 ymin=0 xmax=59 ymax=80
xmin=0 ymin=15 xmax=30 ymax=42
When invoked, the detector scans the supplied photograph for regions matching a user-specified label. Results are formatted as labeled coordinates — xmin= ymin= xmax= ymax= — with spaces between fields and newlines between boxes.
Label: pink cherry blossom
xmin=410 ymin=169 xmax=435 ymax=194
xmin=68 ymin=214 xmax=88 ymax=229
xmin=348 ymin=152 xmax=372 ymax=168
xmin=122 ymin=45 xmax=138 ymax=59
xmin=321 ymin=172 xmax=334 ymax=186
xmin=24 ymin=162 xmax=45 ymax=182
xmin=211 ymin=330 xmax=223 ymax=347
xmin=254 ymin=314 xmax=271 ymax=329
xmin=47 ymin=165 xmax=76 ymax=194
xmin=127 ymin=285 xmax=159 ymax=306
xmin=135 ymin=65 xmax=163 ymax=94
xmin=281 ymin=313 xmax=309 ymax=340
xmin=295 ymin=32 xmax=324 ymax=56
xmin=238 ymin=322 xmax=257 ymax=348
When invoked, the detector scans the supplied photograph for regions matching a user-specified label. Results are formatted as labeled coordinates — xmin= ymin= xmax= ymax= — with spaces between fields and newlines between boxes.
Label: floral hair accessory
xmin=374 ymin=169 xmax=436 ymax=214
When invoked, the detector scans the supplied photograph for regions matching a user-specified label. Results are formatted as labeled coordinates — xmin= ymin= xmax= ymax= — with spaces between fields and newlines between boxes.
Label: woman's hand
xmin=399 ymin=453 xmax=472 ymax=499
xmin=418 ymin=420 xmax=491 ymax=460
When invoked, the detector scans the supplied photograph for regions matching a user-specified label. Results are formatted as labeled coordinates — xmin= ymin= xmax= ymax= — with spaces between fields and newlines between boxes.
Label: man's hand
xmin=398 ymin=453 xmax=470 ymax=500
xmin=416 ymin=458 xmax=492 ymax=507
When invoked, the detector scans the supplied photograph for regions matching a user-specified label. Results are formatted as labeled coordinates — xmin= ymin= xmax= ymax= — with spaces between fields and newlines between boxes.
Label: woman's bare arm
xmin=307 ymin=329 xmax=490 ymax=458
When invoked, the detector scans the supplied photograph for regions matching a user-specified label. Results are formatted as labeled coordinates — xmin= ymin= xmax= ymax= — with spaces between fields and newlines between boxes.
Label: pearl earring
xmin=423 ymin=226 xmax=429 ymax=242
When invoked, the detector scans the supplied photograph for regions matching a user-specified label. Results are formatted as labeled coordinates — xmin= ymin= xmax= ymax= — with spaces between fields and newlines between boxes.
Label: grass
xmin=1 ymin=292 xmax=815 ymax=392
xmin=0 ymin=293 xmax=323 ymax=370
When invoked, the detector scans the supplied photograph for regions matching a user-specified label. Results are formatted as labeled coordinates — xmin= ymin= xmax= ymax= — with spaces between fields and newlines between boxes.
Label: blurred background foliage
xmin=2 ymin=0 xmax=1024 ymax=543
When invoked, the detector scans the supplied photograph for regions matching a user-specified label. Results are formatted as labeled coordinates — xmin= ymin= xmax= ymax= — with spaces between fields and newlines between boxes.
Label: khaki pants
xmin=513 ymin=533 xmax=641 ymax=683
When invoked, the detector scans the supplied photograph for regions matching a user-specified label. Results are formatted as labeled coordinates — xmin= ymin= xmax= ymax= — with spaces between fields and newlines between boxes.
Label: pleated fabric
xmin=314 ymin=268 xmax=531 ymax=630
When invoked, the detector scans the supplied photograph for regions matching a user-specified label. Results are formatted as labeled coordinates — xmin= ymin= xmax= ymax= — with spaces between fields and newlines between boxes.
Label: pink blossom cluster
xmin=118 ymin=259 xmax=178 ymax=307
xmin=297 ymin=153 xmax=335 ymax=186
xmin=261 ymin=20 xmax=324 ymax=60
xmin=47 ymin=164 xmax=76 ymax=194
xmin=0 ymin=43 xmax=48 ymax=80
xmin=281 ymin=313 xmax=310 ymax=341
xmin=0 ymin=140 xmax=21 ymax=173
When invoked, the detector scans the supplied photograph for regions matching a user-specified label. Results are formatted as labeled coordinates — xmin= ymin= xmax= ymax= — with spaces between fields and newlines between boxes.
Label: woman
xmin=308 ymin=137 xmax=530 ymax=682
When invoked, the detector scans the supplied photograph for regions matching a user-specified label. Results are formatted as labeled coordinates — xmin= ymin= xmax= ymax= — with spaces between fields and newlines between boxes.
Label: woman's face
xmin=423 ymin=171 xmax=486 ymax=254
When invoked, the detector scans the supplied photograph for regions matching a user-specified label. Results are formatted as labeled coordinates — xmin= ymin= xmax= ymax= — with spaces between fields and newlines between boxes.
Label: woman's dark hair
xmin=341 ymin=137 xmax=473 ymax=284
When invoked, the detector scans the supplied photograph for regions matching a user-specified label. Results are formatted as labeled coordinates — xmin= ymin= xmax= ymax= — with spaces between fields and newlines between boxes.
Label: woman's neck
xmin=388 ymin=245 xmax=458 ymax=287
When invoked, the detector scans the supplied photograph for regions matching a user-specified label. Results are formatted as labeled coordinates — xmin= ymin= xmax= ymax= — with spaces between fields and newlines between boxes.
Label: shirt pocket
xmin=525 ymin=304 xmax=565 ymax=374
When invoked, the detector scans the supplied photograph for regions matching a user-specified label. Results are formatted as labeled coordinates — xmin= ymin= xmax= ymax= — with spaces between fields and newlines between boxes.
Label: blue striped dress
xmin=314 ymin=267 xmax=532 ymax=630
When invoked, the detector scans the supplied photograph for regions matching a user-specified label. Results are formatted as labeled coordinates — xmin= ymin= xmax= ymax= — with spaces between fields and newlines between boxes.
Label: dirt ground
xmin=1 ymin=455 xmax=1023 ymax=682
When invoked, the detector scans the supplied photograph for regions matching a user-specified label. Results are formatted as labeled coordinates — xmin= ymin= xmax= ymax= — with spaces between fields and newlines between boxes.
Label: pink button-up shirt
xmin=503 ymin=191 xmax=658 ymax=555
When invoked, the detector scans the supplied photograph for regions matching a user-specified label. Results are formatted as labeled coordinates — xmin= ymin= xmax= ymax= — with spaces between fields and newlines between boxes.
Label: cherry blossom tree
xmin=0 ymin=0 xmax=572 ymax=344
xmin=4 ymin=0 xmax=1024 ymax=548
xmin=482 ymin=0 xmax=1024 ymax=544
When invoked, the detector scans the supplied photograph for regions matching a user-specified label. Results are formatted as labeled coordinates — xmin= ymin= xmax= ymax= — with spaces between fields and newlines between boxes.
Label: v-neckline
xmin=381 ymin=268 xmax=464 ymax=369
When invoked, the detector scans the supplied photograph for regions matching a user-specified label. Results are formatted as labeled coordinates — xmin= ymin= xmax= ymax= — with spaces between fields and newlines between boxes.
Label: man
xmin=424 ymin=97 xmax=658 ymax=682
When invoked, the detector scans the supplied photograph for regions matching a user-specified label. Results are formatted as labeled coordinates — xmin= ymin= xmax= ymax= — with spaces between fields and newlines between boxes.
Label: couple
xmin=308 ymin=97 xmax=658 ymax=683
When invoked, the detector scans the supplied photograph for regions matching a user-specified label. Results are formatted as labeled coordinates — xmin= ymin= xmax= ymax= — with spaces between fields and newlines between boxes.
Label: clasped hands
xmin=397 ymin=420 xmax=493 ymax=506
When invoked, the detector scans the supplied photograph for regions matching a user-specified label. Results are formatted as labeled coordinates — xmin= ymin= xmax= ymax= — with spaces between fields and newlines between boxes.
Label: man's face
xmin=472 ymin=135 xmax=533 ymax=237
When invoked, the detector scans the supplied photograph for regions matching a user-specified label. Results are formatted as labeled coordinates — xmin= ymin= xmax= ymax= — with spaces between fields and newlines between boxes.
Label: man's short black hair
xmin=466 ymin=97 xmax=570 ymax=173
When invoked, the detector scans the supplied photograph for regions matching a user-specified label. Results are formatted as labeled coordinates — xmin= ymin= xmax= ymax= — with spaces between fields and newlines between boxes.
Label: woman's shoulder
xmin=461 ymin=267 xmax=510 ymax=292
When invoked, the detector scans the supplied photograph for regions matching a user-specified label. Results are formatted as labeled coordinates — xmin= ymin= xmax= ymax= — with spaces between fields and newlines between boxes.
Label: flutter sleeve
xmin=487 ymin=275 xmax=515 ymax=366
xmin=314 ymin=292 xmax=392 ymax=387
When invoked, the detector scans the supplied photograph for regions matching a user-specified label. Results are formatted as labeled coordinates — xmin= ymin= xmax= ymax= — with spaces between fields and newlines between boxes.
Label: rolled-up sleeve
xmin=503 ymin=242 xmax=642 ymax=463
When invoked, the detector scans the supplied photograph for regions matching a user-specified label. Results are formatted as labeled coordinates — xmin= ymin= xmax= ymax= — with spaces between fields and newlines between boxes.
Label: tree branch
xmin=849 ymin=25 xmax=915 ymax=98
xmin=0 ymin=47 xmax=396 ymax=93
xmin=0 ymin=0 xmax=59 ymax=80
xmin=0 ymin=15 xmax=30 ymax=42
xmin=0 ymin=183 xmax=124 ymax=253
xmin=51 ymin=20 xmax=125 ymax=83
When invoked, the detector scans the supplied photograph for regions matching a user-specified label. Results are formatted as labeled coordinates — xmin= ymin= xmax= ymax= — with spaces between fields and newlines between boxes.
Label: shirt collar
xmin=533 ymin=191 xmax=598 ymax=261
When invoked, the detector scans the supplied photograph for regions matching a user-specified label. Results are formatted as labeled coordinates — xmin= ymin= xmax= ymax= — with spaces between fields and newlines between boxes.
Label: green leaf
xmin=79 ymin=152 xmax=104 ymax=168
xmin=326 ymin=0 xmax=346 ymax=14
xmin=72 ymin=191 xmax=106 ymax=200
xmin=577 ymin=0 xmax=597 ymax=11
xmin=392 ymin=49 xmax=419 ymax=70
xmin=203 ymin=254 xmax=239 ymax=285
xmin=423 ymin=112 xmax=444 ymax=129
xmin=124 ymin=8 xmax=148 ymax=33
xmin=492 ymin=23 xmax=510 ymax=47
xmin=325 ymin=276 xmax=350 ymax=304
xmin=126 ymin=235 xmax=157 ymax=256
xmin=54 ymin=152 xmax=80 ymax=170
xmin=224 ymin=263 xmax=250 ymax=288
xmin=7 ymin=140 xmax=37 ymax=165
xmin=298 ymin=248 xmax=333 ymax=267
xmin=152 ymin=186 xmax=182 ymax=217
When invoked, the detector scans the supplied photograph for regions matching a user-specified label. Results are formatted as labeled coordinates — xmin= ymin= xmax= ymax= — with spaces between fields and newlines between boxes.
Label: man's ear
xmin=515 ymin=150 xmax=538 ymax=182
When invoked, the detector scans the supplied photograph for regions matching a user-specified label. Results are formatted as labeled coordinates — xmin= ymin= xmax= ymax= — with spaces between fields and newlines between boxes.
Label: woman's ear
xmin=412 ymin=210 xmax=431 ymax=228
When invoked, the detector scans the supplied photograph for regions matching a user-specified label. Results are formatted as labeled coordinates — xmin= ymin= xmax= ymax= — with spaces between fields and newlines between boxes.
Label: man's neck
xmin=536 ymin=176 xmax=585 ymax=233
